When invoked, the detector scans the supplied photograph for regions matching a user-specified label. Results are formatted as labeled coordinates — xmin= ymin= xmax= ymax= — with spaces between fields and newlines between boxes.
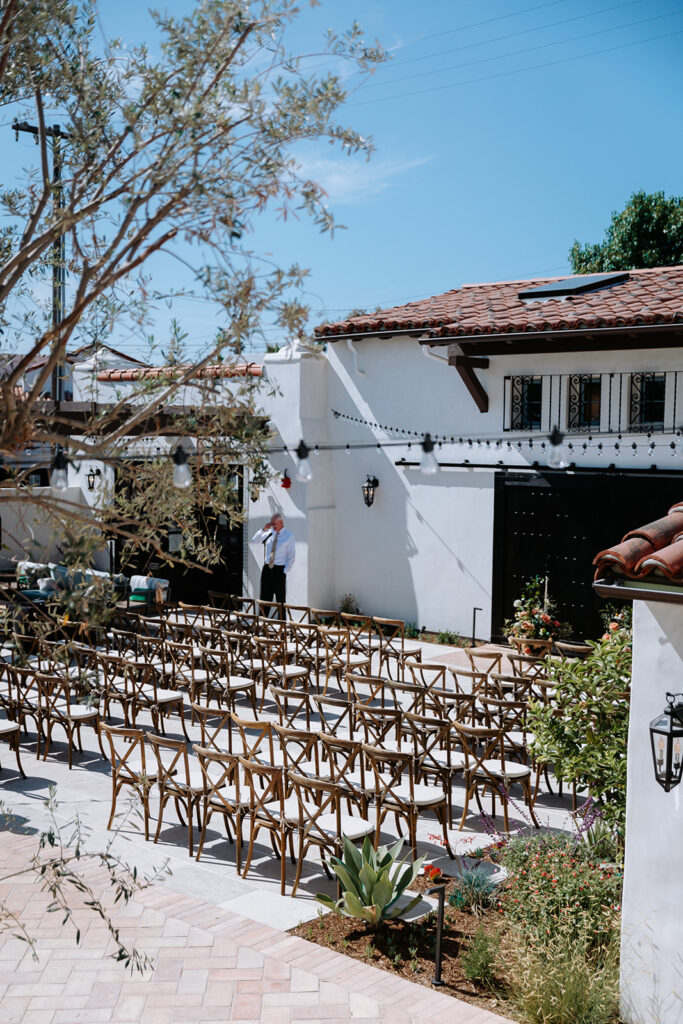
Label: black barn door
xmin=491 ymin=471 xmax=683 ymax=641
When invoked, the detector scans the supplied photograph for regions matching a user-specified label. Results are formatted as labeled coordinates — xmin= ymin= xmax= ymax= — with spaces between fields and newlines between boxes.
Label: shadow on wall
xmin=620 ymin=923 xmax=683 ymax=1024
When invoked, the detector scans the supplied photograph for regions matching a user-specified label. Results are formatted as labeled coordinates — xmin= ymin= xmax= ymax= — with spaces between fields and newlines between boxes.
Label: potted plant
xmin=503 ymin=575 xmax=571 ymax=655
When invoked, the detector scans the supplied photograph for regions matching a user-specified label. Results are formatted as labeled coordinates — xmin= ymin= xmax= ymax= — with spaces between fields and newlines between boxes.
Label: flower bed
xmin=290 ymin=831 xmax=623 ymax=1024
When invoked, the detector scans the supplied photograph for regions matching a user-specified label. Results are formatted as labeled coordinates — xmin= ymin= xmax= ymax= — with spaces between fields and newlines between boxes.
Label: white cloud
xmin=294 ymin=151 xmax=433 ymax=205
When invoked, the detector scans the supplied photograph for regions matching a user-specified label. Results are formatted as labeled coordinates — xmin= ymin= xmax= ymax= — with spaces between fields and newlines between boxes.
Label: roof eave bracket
xmin=447 ymin=344 xmax=489 ymax=412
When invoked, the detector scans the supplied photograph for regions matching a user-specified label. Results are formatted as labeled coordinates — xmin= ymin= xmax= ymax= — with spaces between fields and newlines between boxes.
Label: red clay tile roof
xmin=594 ymin=503 xmax=683 ymax=582
xmin=96 ymin=362 xmax=263 ymax=383
xmin=316 ymin=266 xmax=683 ymax=340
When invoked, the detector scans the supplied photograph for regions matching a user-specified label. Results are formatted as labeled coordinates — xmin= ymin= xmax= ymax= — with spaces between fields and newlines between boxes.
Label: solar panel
xmin=518 ymin=272 xmax=629 ymax=300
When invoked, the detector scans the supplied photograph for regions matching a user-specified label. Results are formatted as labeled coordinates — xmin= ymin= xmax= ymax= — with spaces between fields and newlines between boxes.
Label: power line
xmin=349 ymin=24 xmax=683 ymax=106
xmin=344 ymin=0 xmax=646 ymax=77
xmin=359 ymin=7 xmax=678 ymax=93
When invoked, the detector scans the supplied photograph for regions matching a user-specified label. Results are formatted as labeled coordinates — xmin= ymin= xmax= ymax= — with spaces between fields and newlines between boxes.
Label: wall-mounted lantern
xmin=650 ymin=692 xmax=683 ymax=792
xmin=362 ymin=475 xmax=379 ymax=507
xmin=86 ymin=466 xmax=102 ymax=491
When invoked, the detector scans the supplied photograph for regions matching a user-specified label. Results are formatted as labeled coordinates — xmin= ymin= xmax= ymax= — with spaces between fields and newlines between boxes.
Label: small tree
xmin=527 ymin=617 xmax=631 ymax=834
xmin=569 ymin=190 xmax=683 ymax=273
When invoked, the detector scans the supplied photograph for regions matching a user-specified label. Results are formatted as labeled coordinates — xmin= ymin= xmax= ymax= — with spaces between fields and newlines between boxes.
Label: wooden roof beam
xmin=447 ymin=343 xmax=489 ymax=412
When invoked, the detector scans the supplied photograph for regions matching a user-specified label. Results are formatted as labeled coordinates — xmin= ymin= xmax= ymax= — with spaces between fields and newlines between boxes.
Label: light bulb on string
xmin=648 ymin=440 xmax=656 ymax=457
xmin=596 ymin=442 xmax=603 ymax=457
xmin=546 ymin=426 xmax=570 ymax=470
xmin=172 ymin=445 xmax=192 ymax=488
xmin=50 ymin=448 xmax=69 ymax=490
xmin=345 ymin=444 xmax=351 ymax=456
xmin=313 ymin=444 xmax=320 ymax=456
xmin=419 ymin=433 xmax=439 ymax=475
xmin=632 ymin=443 xmax=638 ymax=457
xmin=295 ymin=439 xmax=313 ymax=482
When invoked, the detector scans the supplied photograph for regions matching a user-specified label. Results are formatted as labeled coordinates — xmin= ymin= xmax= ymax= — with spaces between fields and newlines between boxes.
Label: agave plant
xmin=316 ymin=836 xmax=425 ymax=925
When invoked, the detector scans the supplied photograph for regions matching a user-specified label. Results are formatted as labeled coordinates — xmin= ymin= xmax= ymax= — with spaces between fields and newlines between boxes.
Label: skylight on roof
xmin=518 ymin=272 xmax=629 ymax=300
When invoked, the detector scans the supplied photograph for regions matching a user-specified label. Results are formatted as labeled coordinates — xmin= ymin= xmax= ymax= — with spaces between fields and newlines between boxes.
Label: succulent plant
xmin=316 ymin=836 xmax=425 ymax=925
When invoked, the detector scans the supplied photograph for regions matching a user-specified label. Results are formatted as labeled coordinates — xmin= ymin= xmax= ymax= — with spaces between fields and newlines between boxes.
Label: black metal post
xmin=426 ymin=883 xmax=446 ymax=986
xmin=471 ymin=606 xmax=482 ymax=648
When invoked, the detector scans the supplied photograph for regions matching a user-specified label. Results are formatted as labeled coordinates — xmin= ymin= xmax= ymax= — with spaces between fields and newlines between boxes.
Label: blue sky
xmin=6 ymin=0 xmax=683 ymax=357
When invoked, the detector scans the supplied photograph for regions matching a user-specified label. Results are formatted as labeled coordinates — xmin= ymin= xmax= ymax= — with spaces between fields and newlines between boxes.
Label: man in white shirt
xmin=251 ymin=513 xmax=295 ymax=608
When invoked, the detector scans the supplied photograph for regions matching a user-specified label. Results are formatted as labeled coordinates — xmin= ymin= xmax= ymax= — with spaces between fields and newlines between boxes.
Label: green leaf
xmin=370 ymin=872 xmax=394 ymax=912
xmin=358 ymin=862 xmax=378 ymax=901
xmin=342 ymin=835 xmax=362 ymax=875
xmin=330 ymin=862 xmax=359 ymax=898
xmin=386 ymin=893 xmax=422 ymax=919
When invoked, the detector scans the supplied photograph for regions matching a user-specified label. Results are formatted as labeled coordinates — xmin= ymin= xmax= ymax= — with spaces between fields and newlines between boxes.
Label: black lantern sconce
xmin=362 ymin=475 xmax=379 ymax=507
xmin=650 ymin=692 xmax=683 ymax=792
xmin=86 ymin=466 xmax=102 ymax=492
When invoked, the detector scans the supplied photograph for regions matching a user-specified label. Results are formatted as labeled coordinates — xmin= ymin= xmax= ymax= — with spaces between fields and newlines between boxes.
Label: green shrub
xmin=527 ymin=626 xmax=631 ymax=834
xmin=499 ymin=833 xmax=622 ymax=952
xmin=316 ymin=836 xmax=425 ymax=925
xmin=461 ymin=925 xmax=499 ymax=987
xmin=436 ymin=629 xmax=461 ymax=646
xmin=404 ymin=622 xmax=420 ymax=639
xmin=448 ymin=869 xmax=497 ymax=915
xmin=510 ymin=930 xmax=620 ymax=1024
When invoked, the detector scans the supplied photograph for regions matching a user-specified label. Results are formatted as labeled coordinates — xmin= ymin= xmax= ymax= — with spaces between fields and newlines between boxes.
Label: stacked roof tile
xmin=594 ymin=503 xmax=683 ymax=582
xmin=316 ymin=266 xmax=683 ymax=340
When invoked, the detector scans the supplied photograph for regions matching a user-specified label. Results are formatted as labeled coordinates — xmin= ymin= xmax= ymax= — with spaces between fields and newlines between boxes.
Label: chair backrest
xmin=238 ymin=757 xmax=283 ymax=826
xmin=272 ymin=724 xmax=318 ymax=779
xmin=372 ymin=617 xmax=405 ymax=658
xmin=207 ymin=589 xmax=232 ymax=609
xmin=382 ymin=679 xmax=426 ymax=716
xmin=362 ymin=743 xmax=414 ymax=808
xmin=311 ymin=694 xmax=353 ymax=737
xmin=193 ymin=745 xmax=239 ymax=808
xmin=488 ymin=673 xmax=533 ymax=701
xmin=402 ymin=709 xmax=460 ymax=773
xmin=354 ymin=703 xmax=402 ymax=748
xmin=317 ymin=627 xmax=349 ymax=669
xmin=507 ymin=653 xmax=549 ymax=679
xmin=318 ymin=733 xmax=364 ymax=794
xmin=286 ymin=621 xmax=320 ymax=660
xmin=230 ymin=711 xmax=275 ymax=763
xmin=340 ymin=613 xmax=373 ymax=654
xmin=288 ymin=771 xmax=341 ymax=841
xmin=191 ymin=701 xmax=233 ymax=752
xmin=283 ymin=604 xmax=310 ymax=624
xmin=464 ymin=647 xmax=502 ymax=676
xmin=453 ymin=721 xmax=506 ymax=775
xmin=256 ymin=600 xmax=286 ymax=622
xmin=345 ymin=672 xmax=386 ymax=706
xmin=270 ymin=685 xmax=312 ymax=730
xmin=99 ymin=721 xmax=149 ymax=783
xmin=147 ymin=732 xmax=190 ymax=790
xmin=310 ymin=608 xmax=339 ymax=627
xmin=406 ymin=660 xmax=454 ymax=693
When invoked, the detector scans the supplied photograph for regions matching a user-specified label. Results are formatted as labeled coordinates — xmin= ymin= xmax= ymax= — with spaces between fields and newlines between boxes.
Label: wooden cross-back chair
xmin=230 ymin=711 xmax=281 ymax=767
xmin=362 ymin=743 xmax=453 ymax=859
xmin=190 ymin=700 xmax=234 ymax=753
xmin=345 ymin=671 xmax=387 ymax=707
xmin=318 ymin=627 xmax=371 ymax=696
xmin=147 ymin=732 xmax=203 ymax=857
xmin=195 ymin=644 xmax=256 ymax=714
xmin=270 ymin=685 xmax=313 ymax=732
xmin=272 ymin=724 xmax=319 ymax=781
xmin=464 ymin=646 xmax=503 ymax=677
xmin=238 ymin=757 xmax=295 ymax=895
xmin=317 ymin=733 xmax=367 ymax=810
xmin=402 ymin=709 xmax=465 ymax=825
xmin=287 ymin=772 xmax=374 ymax=896
xmin=372 ymin=617 xmax=422 ymax=680
xmin=353 ymin=703 xmax=403 ymax=752
xmin=193 ymin=745 xmax=242 ymax=866
xmin=99 ymin=721 xmax=156 ymax=840
xmin=36 ymin=674 xmax=104 ymax=768
xmin=311 ymin=694 xmax=353 ymax=738
xmin=453 ymin=721 xmax=540 ymax=833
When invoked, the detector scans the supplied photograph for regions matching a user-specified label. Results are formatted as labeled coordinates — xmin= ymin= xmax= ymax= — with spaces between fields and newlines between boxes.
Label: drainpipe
xmin=422 ymin=345 xmax=450 ymax=366
xmin=346 ymin=338 xmax=365 ymax=375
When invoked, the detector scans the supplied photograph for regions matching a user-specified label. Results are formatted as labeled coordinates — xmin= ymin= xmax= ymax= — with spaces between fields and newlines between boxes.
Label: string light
xmin=172 ymin=444 xmax=192 ymax=488
xmin=50 ymin=449 xmax=69 ymax=490
xmin=419 ymin=433 xmax=439 ymax=475
xmin=295 ymin=439 xmax=312 ymax=482
xmin=547 ymin=427 xmax=570 ymax=470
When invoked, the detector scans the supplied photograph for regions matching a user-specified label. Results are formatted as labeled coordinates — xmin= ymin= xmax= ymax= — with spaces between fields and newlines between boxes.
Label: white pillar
xmin=621 ymin=599 xmax=683 ymax=1024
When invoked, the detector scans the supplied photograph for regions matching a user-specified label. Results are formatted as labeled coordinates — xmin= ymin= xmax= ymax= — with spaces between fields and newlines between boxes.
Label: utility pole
xmin=12 ymin=120 xmax=69 ymax=401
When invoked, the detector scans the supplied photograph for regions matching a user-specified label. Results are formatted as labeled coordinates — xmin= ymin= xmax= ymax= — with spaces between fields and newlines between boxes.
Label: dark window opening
xmin=510 ymin=376 xmax=543 ymax=431
xmin=630 ymin=372 xmax=666 ymax=431
xmin=567 ymin=374 xmax=601 ymax=432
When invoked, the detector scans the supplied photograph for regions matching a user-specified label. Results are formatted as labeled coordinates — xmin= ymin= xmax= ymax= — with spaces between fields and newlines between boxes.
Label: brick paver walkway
xmin=0 ymin=832 xmax=511 ymax=1024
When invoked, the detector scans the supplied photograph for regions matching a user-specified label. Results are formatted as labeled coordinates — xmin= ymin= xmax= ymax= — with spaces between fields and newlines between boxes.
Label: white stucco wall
xmin=251 ymin=334 xmax=682 ymax=633
xmin=621 ymin=599 xmax=683 ymax=1024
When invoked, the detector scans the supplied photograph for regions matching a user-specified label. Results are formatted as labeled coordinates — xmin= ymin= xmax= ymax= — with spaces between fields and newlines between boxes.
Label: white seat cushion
xmin=0 ymin=719 xmax=19 ymax=735
xmin=479 ymin=759 xmax=531 ymax=780
xmin=311 ymin=812 xmax=374 ymax=842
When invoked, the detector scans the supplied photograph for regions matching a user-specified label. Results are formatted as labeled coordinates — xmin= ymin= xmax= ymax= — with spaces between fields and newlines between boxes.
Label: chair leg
xmin=107 ymin=779 xmax=121 ymax=831
xmin=154 ymin=791 xmax=168 ymax=844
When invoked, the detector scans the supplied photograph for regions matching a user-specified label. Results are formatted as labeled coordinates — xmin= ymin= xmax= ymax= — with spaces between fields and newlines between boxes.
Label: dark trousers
xmin=260 ymin=564 xmax=286 ymax=605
